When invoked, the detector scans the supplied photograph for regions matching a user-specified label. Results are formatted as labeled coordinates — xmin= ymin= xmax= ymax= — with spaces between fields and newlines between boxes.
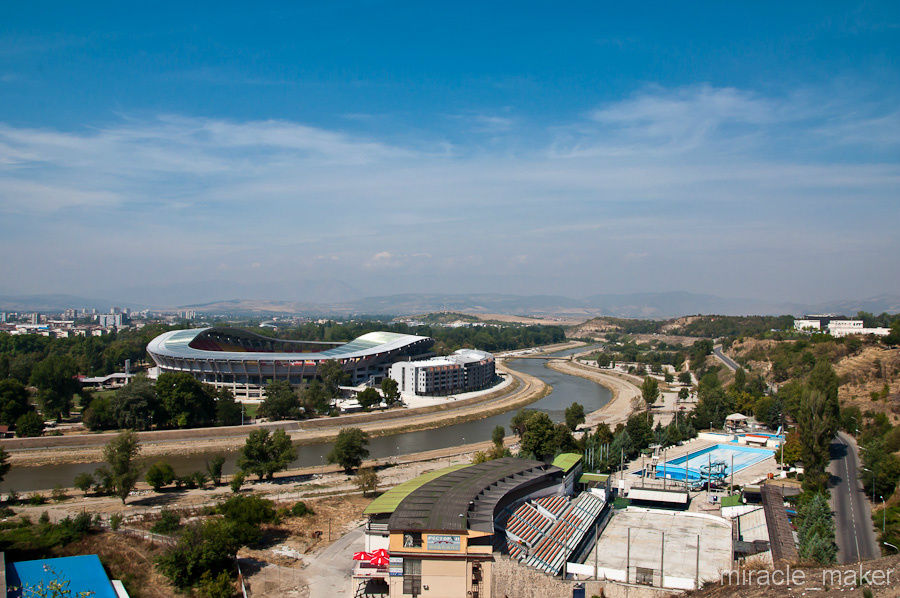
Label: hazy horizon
xmin=2 ymin=3 xmax=899 ymax=305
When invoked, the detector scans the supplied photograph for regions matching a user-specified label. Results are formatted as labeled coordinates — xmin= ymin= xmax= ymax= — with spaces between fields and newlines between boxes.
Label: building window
xmin=403 ymin=558 xmax=422 ymax=595
xmin=403 ymin=532 xmax=422 ymax=547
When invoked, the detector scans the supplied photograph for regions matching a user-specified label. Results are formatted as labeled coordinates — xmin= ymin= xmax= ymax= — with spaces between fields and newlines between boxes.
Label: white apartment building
xmin=390 ymin=349 xmax=495 ymax=396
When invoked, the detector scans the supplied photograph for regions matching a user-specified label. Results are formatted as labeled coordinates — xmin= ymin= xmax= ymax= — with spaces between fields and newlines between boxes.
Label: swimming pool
xmin=636 ymin=444 xmax=775 ymax=482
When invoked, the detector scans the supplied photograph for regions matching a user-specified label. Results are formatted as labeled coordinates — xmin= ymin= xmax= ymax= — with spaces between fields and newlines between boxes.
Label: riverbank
xmin=6 ymin=359 xmax=551 ymax=467
xmin=545 ymin=359 xmax=641 ymax=428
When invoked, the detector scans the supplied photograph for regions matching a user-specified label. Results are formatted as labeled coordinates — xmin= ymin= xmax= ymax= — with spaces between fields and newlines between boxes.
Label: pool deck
xmin=614 ymin=437 xmax=780 ymax=502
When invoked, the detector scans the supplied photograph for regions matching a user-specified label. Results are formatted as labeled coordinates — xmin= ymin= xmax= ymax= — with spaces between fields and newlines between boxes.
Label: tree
xmin=157 ymin=519 xmax=243 ymax=589
xmin=327 ymin=427 xmax=370 ymax=472
xmin=596 ymin=353 xmax=612 ymax=368
xmin=155 ymin=372 xmax=216 ymax=428
xmin=146 ymin=461 xmax=176 ymax=491
xmin=112 ymin=376 xmax=160 ymax=430
xmin=732 ymin=368 xmax=747 ymax=393
xmin=0 ymin=378 xmax=32 ymax=426
xmin=564 ymin=402 xmax=585 ymax=431
xmin=625 ymin=412 xmax=654 ymax=451
xmin=355 ymin=466 xmax=379 ymax=497
xmin=237 ymin=429 xmax=296 ymax=481
xmin=797 ymin=492 xmax=837 ymax=564
xmin=259 ymin=381 xmax=300 ymax=421
xmin=15 ymin=410 xmax=44 ymax=437
xmin=796 ymin=389 xmax=835 ymax=492
xmin=206 ymin=455 xmax=226 ymax=486
xmin=0 ymin=447 xmax=9 ymax=485
xmin=356 ymin=387 xmax=382 ymax=410
xmin=215 ymin=388 xmax=242 ymax=426
xmin=492 ymin=425 xmax=506 ymax=446
xmin=317 ymin=359 xmax=347 ymax=396
xmin=73 ymin=472 xmax=94 ymax=494
xmin=641 ymin=376 xmax=659 ymax=409
xmin=102 ymin=430 xmax=142 ymax=503
xmin=29 ymin=354 xmax=79 ymax=419
xmin=519 ymin=412 xmax=575 ymax=461
xmin=860 ymin=438 xmax=900 ymax=499
xmin=300 ymin=380 xmax=330 ymax=415
xmin=82 ymin=395 xmax=117 ymax=431
xmin=678 ymin=371 xmax=692 ymax=386
xmin=677 ymin=387 xmax=689 ymax=401
xmin=510 ymin=409 xmax=539 ymax=437
xmin=198 ymin=571 xmax=236 ymax=598
xmin=381 ymin=377 xmax=401 ymax=405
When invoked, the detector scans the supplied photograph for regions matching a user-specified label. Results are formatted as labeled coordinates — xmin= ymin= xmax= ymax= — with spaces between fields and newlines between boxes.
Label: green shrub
xmin=27 ymin=493 xmax=46 ymax=506
xmin=145 ymin=461 xmax=176 ymax=491
xmin=290 ymin=501 xmax=314 ymax=517
xmin=157 ymin=520 xmax=242 ymax=589
xmin=73 ymin=472 xmax=94 ymax=493
xmin=151 ymin=509 xmax=181 ymax=534
xmin=110 ymin=513 xmax=123 ymax=531
xmin=229 ymin=472 xmax=244 ymax=493
xmin=51 ymin=485 xmax=68 ymax=502
xmin=198 ymin=571 xmax=236 ymax=598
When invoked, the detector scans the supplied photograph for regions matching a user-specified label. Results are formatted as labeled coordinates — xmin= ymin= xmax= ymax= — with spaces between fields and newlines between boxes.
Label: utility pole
xmin=626 ymin=528 xmax=631 ymax=584
xmin=695 ymin=534 xmax=700 ymax=590
xmin=660 ymin=530 xmax=665 ymax=587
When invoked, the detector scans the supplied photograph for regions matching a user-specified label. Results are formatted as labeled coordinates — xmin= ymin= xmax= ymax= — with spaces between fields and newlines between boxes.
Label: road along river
xmin=3 ymin=345 xmax=610 ymax=492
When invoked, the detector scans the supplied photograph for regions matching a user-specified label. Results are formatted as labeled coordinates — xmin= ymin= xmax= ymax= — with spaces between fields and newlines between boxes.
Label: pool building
xmin=637 ymin=444 xmax=776 ymax=484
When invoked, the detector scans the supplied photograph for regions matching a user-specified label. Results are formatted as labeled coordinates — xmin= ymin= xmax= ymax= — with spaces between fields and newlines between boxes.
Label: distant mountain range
xmin=5 ymin=290 xmax=898 ymax=320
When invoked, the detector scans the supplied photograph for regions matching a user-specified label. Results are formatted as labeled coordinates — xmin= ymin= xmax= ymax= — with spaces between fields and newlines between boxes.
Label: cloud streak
xmin=0 ymin=84 xmax=897 ymax=301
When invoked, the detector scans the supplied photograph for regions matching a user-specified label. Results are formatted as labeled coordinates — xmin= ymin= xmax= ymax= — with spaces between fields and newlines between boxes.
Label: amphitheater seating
xmin=503 ymin=492 xmax=607 ymax=576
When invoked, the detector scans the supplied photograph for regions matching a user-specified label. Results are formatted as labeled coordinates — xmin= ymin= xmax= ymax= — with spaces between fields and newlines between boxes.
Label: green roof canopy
xmin=363 ymin=464 xmax=470 ymax=515
xmin=578 ymin=472 xmax=608 ymax=484
xmin=551 ymin=453 xmax=582 ymax=473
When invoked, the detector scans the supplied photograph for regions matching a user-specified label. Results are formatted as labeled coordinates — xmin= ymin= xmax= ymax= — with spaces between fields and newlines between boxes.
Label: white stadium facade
xmin=146 ymin=327 xmax=435 ymax=399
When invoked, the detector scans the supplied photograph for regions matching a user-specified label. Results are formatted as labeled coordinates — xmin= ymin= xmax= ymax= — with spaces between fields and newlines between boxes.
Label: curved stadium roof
xmin=147 ymin=327 xmax=433 ymax=362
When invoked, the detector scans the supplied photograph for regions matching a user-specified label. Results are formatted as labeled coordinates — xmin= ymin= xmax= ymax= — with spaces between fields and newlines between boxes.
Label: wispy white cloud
xmin=0 ymin=84 xmax=897 ymax=300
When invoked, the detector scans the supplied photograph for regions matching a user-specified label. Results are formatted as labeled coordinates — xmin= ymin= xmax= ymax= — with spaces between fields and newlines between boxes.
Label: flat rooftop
xmin=586 ymin=508 xmax=732 ymax=586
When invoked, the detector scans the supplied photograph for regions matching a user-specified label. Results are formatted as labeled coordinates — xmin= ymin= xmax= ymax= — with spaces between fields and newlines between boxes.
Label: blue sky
xmin=1 ymin=2 xmax=898 ymax=305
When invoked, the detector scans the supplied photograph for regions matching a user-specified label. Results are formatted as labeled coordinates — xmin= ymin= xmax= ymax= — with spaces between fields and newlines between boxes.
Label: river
xmin=5 ymin=344 xmax=609 ymax=492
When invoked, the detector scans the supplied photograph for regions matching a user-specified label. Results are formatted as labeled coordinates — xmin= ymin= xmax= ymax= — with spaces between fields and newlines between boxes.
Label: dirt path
xmin=545 ymin=359 xmax=641 ymax=428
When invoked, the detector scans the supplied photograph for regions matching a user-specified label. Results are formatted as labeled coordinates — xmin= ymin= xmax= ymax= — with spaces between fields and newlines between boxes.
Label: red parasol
xmin=352 ymin=551 xmax=373 ymax=561
xmin=370 ymin=548 xmax=390 ymax=558
xmin=369 ymin=555 xmax=390 ymax=567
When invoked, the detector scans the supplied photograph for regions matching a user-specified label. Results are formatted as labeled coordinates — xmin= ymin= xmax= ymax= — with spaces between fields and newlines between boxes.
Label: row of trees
xmin=83 ymin=373 xmax=242 ymax=431
xmin=258 ymin=368 xmax=401 ymax=421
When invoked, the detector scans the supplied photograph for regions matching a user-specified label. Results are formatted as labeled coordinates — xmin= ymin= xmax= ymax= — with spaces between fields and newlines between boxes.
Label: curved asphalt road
xmin=712 ymin=345 xmax=740 ymax=372
xmin=829 ymin=432 xmax=880 ymax=563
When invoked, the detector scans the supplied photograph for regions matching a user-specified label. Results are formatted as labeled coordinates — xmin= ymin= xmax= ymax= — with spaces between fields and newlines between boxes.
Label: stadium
xmin=146 ymin=327 xmax=434 ymax=399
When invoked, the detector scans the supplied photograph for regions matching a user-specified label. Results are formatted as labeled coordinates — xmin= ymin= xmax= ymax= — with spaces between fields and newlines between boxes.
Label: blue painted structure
xmin=7 ymin=555 xmax=118 ymax=598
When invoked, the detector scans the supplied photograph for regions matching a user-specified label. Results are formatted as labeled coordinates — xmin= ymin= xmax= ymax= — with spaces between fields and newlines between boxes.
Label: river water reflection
xmin=6 ymin=344 xmax=608 ymax=491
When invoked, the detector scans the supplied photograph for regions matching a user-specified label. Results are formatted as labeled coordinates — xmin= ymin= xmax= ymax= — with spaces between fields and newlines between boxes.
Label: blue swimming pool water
xmin=635 ymin=443 xmax=775 ymax=482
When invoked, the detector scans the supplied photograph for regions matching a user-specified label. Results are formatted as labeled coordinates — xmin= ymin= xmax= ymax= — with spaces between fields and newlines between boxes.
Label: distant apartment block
xmin=390 ymin=349 xmax=496 ymax=396
xmin=793 ymin=314 xmax=889 ymax=337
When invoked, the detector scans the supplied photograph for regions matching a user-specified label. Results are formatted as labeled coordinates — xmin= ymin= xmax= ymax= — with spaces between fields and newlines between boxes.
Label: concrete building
xmin=360 ymin=458 xmax=569 ymax=598
xmin=389 ymin=349 xmax=495 ymax=396
xmin=146 ymin=327 xmax=434 ymax=399
xmin=793 ymin=315 xmax=889 ymax=337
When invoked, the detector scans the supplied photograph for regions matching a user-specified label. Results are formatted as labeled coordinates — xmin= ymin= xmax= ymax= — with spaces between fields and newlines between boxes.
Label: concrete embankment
xmin=545 ymin=359 xmax=641 ymax=428
xmin=4 ymin=360 xmax=551 ymax=466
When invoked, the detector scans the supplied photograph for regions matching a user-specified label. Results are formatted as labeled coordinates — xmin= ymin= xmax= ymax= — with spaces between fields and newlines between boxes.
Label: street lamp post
xmin=881 ymin=496 xmax=886 ymax=536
